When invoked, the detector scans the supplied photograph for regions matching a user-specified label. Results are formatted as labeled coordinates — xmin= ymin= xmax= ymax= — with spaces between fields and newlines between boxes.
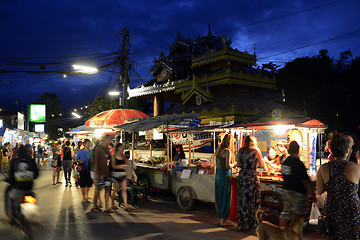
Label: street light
xmin=72 ymin=112 xmax=81 ymax=118
xmin=72 ymin=65 xmax=98 ymax=74
xmin=109 ymin=90 xmax=120 ymax=96
xmin=109 ymin=84 xmax=121 ymax=96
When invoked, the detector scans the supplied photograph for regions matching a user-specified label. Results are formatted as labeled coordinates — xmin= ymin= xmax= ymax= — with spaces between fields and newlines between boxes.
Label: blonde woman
xmin=236 ymin=135 xmax=265 ymax=232
xmin=214 ymin=134 xmax=236 ymax=227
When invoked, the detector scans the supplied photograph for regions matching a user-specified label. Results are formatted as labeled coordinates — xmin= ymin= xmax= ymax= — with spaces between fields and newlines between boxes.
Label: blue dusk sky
xmin=0 ymin=0 xmax=359 ymax=114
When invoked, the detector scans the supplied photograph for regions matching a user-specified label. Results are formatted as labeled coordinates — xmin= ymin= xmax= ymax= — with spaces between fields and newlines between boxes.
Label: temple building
xmin=128 ymin=27 xmax=283 ymax=125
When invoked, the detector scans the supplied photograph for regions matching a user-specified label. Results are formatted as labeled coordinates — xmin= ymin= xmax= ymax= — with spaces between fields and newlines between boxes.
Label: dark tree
xmin=275 ymin=49 xmax=352 ymax=132
xmin=88 ymin=94 xmax=152 ymax=117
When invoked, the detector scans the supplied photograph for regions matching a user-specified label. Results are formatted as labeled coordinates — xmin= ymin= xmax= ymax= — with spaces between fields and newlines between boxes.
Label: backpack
xmin=89 ymin=146 xmax=96 ymax=172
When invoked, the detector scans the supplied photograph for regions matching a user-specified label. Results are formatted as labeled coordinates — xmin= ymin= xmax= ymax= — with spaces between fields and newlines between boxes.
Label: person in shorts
xmin=93 ymin=135 xmax=113 ymax=213
xmin=279 ymin=141 xmax=315 ymax=229
xmin=75 ymin=139 xmax=93 ymax=203
xmin=110 ymin=143 xmax=129 ymax=210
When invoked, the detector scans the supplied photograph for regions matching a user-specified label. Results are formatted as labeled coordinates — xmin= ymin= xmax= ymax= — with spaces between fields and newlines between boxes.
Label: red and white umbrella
xmin=85 ymin=109 xmax=149 ymax=127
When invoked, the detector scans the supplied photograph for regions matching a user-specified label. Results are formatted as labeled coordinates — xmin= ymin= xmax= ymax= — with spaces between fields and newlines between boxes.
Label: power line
xmin=258 ymin=29 xmax=360 ymax=60
xmin=0 ymin=51 xmax=117 ymax=60
xmin=0 ymin=30 xmax=121 ymax=42
xmin=215 ymin=0 xmax=348 ymax=34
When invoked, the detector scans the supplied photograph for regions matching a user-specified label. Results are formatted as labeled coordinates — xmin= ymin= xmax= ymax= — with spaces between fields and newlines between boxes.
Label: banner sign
xmin=30 ymin=104 xmax=46 ymax=122
xmin=309 ymin=133 xmax=317 ymax=174
xmin=169 ymin=132 xmax=213 ymax=151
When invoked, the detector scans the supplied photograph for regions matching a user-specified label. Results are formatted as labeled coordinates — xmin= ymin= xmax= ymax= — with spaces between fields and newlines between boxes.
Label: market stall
xmin=113 ymin=114 xmax=225 ymax=210
xmin=226 ymin=107 xmax=327 ymax=220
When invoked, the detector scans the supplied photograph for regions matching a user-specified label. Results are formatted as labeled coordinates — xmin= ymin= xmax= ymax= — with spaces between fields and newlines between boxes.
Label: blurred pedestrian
xmin=52 ymin=142 xmax=62 ymax=185
xmin=90 ymin=140 xmax=103 ymax=211
xmin=37 ymin=144 xmax=44 ymax=164
xmin=236 ymin=135 xmax=265 ymax=231
xmin=214 ymin=134 xmax=235 ymax=227
xmin=62 ymin=140 xmax=74 ymax=187
xmin=109 ymin=142 xmax=115 ymax=156
xmin=11 ymin=143 xmax=20 ymax=160
xmin=74 ymin=141 xmax=83 ymax=188
xmin=94 ymin=135 xmax=114 ymax=213
xmin=25 ymin=140 xmax=34 ymax=159
xmin=1 ymin=142 xmax=11 ymax=176
xmin=279 ymin=141 xmax=315 ymax=230
xmin=75 ymin=139 xmax=93 ymax=203
xmin=111 ymin=143 xmax=129 ymax=211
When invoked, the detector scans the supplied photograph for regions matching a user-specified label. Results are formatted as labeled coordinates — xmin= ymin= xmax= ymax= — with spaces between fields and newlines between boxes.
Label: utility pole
xmin=118 ymin=27 xmax=130 ymax=109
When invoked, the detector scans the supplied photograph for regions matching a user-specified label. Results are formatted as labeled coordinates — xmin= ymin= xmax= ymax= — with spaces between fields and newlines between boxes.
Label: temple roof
xmin=165 ymin=95 xmax=280 ymax=116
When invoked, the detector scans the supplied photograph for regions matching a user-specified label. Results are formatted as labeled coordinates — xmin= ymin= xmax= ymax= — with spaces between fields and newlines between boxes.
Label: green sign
xmin=30 ymin=104 xmax=46 ymax=122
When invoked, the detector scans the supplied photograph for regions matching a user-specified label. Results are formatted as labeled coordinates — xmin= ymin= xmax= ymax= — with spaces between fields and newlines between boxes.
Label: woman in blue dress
xmin=214 ymin=134 xmax=236 ymax=227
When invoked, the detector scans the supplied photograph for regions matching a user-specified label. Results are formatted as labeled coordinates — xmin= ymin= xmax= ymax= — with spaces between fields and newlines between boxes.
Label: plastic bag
xmin=309 ymin=202 xmax=321 ymax=225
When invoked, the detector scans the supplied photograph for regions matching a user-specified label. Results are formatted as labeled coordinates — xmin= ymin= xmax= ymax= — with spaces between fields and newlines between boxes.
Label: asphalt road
xmin=0 ymin=165 xmax=324 ymax=240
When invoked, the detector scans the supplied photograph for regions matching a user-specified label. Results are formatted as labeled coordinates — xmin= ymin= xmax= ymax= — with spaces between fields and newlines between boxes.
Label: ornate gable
xmin=181 ymin=77 xmax=215 ymax=105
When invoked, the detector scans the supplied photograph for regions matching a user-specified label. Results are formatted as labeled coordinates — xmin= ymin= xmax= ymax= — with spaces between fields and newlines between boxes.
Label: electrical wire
xmin=258 ymin=29 xmax=360 ymax=60
xmin=215 ymin=0 xmax=348 ymax=34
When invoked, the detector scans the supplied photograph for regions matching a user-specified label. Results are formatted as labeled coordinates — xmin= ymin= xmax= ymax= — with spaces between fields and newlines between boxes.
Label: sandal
xmin=111 ymin=206 xmax=119 ymax=210
xmin=91 ymin=207 xmax=102 ymax=212
xmin=104 ymin=209 xmax=117 ymax=213
xmin=218 ymin=223 xmax=233 ymax=227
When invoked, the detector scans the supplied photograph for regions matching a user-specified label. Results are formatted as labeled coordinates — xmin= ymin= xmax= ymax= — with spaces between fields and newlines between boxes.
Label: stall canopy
xmin=174 ymin=118 xmax=202 ymax=128
xmin=113 ymin=114 xmax=197 ymax=133
xmin=228 ymin=106 xmax=327 ymax=130
xmin=66 ymin=125 xmax=96 ymax=134
xmin=85 ymin=109 xmax=149 ymax=127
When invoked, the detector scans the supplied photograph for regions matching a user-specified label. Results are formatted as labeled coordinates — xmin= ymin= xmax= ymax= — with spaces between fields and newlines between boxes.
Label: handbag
xmin=309 ymin=202 xmax=321 ymax=225
xmin=75 ymin=163 xmax=85 ymax=173
xmin=318 ymin=214 xmax=331 ymax=236
xmin=51 ymin=159 xmax=57 ymax=167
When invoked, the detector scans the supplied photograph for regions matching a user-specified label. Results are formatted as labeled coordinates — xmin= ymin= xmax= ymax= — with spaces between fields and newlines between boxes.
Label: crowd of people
xmin=49 ymin=135 xmax=131 ymax=213
xmin=2 ymin=130 xmax=360 ymax=238
xmin=1 ymin=140 xmax=46 ymax=177
xmin=214 ymin=131 xmax=360 ymax=239
xmin=0 ymin=135 xmax=132 ymax=216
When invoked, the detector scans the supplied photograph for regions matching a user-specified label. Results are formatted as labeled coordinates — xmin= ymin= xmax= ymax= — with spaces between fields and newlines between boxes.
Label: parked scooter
xmin=4 ymin=183 xmax=40 ymax=240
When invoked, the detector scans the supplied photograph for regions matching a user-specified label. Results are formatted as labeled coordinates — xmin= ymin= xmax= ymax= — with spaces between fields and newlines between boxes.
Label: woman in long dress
xmin=214 ymin=134 xmax=236 ymax=227
xmin=237 ymin=135 xmax=265 ymax=231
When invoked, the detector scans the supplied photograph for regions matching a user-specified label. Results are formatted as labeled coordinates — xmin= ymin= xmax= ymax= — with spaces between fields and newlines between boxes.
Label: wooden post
xmin=167 ymin=133 xmax=170 ymax=171
xmin=149 ymin=139 xmax=153 ymax=158
xmin=132 ymin=132 xmax=135 ymax=162
xmin=188 ymin=134 xmax=192 ymax=163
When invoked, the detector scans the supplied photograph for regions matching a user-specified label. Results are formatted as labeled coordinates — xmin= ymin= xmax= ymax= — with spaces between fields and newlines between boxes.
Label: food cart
xmin=113 ymin=115 xmax=226 ymax=210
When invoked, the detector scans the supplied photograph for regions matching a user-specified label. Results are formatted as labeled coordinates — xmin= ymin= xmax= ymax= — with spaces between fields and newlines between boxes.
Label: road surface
xmin=0 ymin=166 xmax=323 ymax=240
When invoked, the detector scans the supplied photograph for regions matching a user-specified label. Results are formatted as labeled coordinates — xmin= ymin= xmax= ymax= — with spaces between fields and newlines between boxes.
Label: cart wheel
xmin=176 ymin=186 xmax=195 ymax=211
